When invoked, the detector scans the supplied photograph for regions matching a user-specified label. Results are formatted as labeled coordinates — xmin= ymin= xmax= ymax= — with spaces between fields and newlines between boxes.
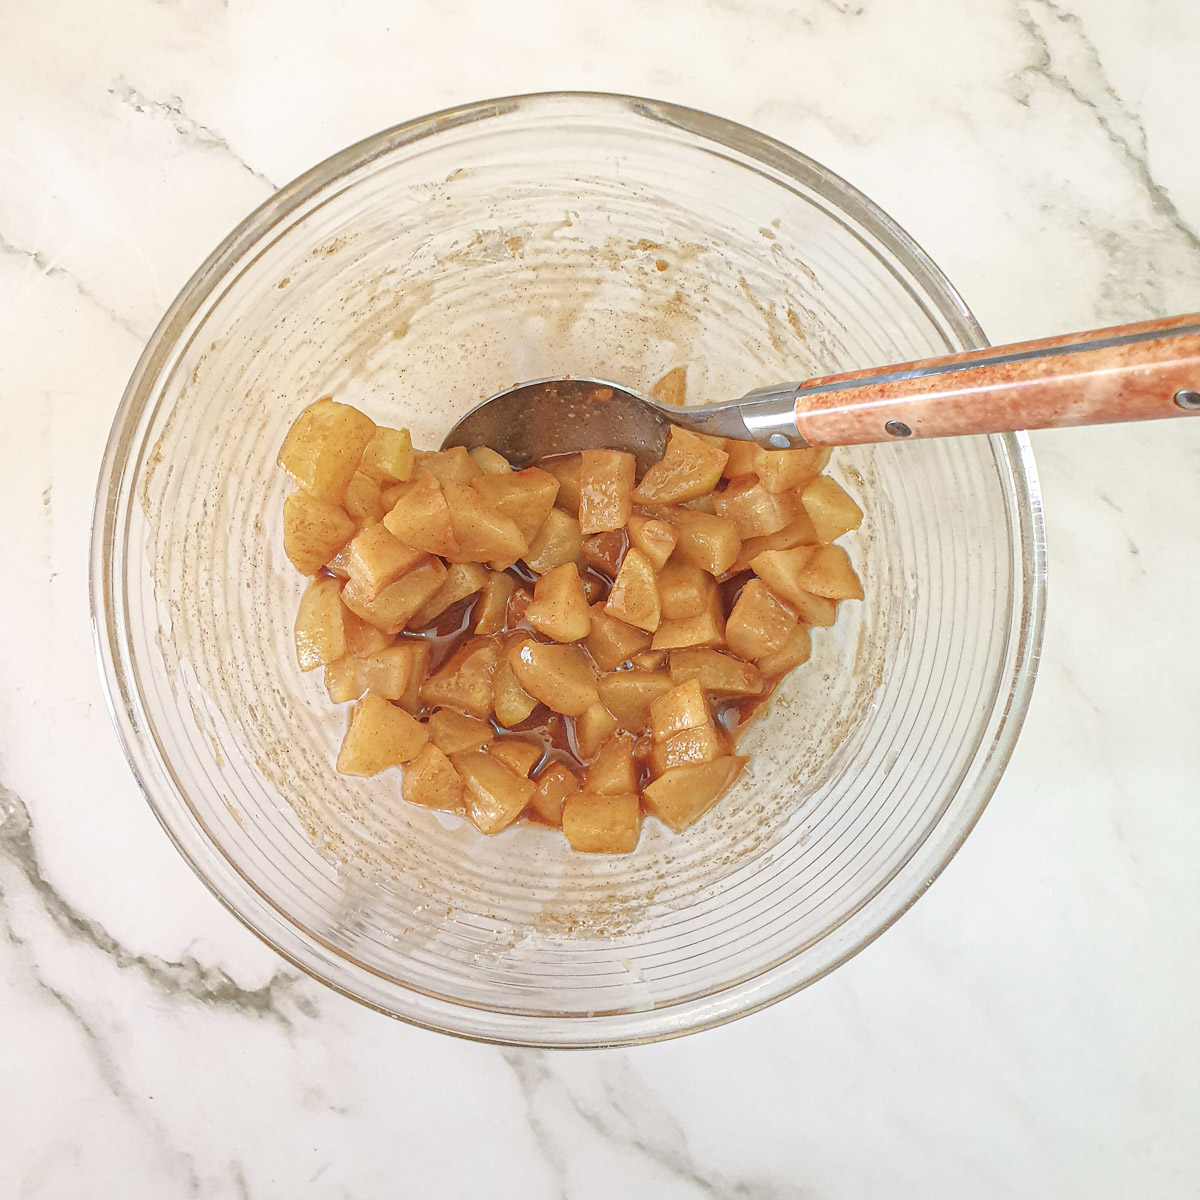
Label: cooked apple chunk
xmin=294 ymin=576 xmax=346 ymax=671
xmin=642 ymin=757 xmax=746 ymax=833
xmin=632 ymin=427 xmax=728 ymax=505
xmin=471 ymin=467 xmax=560 ymax=542
xmin=420 ymin=637 xmax=499 ymax=719
xmin=725 ymin=578 xmax=799 ymax=661
xmin=667 ymin=508 xmax=741 ymax=577
xmin=341 ymin=557 xmax=447 ymax=635
xmin=402 ymin=743 xmax=466 ymax=813
xmin=452 ymin=749 xmax=535 ymax=834
xmin=578 ymin=449 xmax=636 ymax=534
xmin=596 ymin=671 xmax=675 ymax=734
xmin=800 ymin=475 xmax=863 ymax=543
xmin=526 ymin=563 xmax=592 ymax=642
xmin=336 ymin=693 xmax=429 ymax=775
xmin=283 ymin=491 xmax=355 ymax=576
xmin=524 ymin=508 xmax=583 ymax=574
xmin=627 ymin=514 xmax=677 ymax=571
xmin=562 ymin=792 xmax=641 ymax=853
xmin=382 ymin=471 xmax=459 ymax=558
xmin=508 ymin=641 xmax=599 ymax=717
xmin=345 ymin=523 xmax=427 ymax=599
xmin=604 ymin=548 xmax=661 ymax=632
xmin=278 ymin=397 xmax=376 ymax=503
xmin=528 ymin=763 xmax=580 ymax=826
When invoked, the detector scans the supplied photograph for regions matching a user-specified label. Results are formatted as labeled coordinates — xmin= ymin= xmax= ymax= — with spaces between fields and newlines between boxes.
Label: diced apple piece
xmin=525 ymin=508 xmax=583 ymax=574
xmin=336 ymin=693 xmax=429 ymax=775
xmin=507 ymin=587 xmax=532 ymax=626
xmin=562 ymin=792 xmax=641 ymax=854
xmin=574 ymin=702 xmax=619 ymax=760
xmin=442 ymin=482 xmax=528 ymax=567
xmin=651 ymin=365 xmax=687 ymax=406
xmin=656 ymin=562 xmax=717 ymax=620
xmin=627 ymin=514 xmax=677 ymax=571
xmin=342 ymin=607 xmax=394 ymax=657
xmin=492 ymin=649 xmax=539 ymax=727
xmin=469 ymin=445 xmax=512 ymax=475
xmin=488 ymin=737 xmax=543 ymax=778
xmin=343 ymin=471 xmax=386 ymax=527
xmin=722 ymin=439 xmax=758 ymax=479
xmin=542 ymin=454 xmax=582 ymax=515
xmin=801 ymin=475 xmax=863 ymax=543
xmin=452 ymin=749 xmax=535 ymax=834
xmin=649 ymin=720 xmax=726 ymax=776
xmin=668 ymin=648 xmax=763 ymax=695
xmin=419 ymin=637 xmax=499 ymax=719
xmin=326 ymin=644 xmax=419 ymax=704
xmin=352 ymin=645 xmax=419 ymax=700
xmin=597 ymin=671 xmax=676 ymax=733
xmin=341 ymin=557 xmax=447 ymax=635
xmin=428 ymin=708 xmax=494 ymax=755
xmin=748 ymin=548 xmax=837 ymax=625
xmin=379 ymin=482 xmax=406 ymax=510
xmin=283 ymin=491 xmax=355 ymax=576
xmin=633 ymin=427 xmax=728 ymax=505
xmin=508 ymin=641 xmax=598 ymax=717
xmin=604 ymin=548 xmax=661 ymax=632
xmin=667 ymin=508 xmax=741 ymax=576
xmin=383 ymin=472 xmax=460 ymax=558
xmin=650 ymin=586 xmax=725 ymax=650
xmin=402 ymin=743 xmax=466 ymax=814
xmin=757 ymin=624 xmax=812 ymax=677
xmin=345 ymin=523 xmax=426 ymax=599
xmin=324 ymin=657 xmax=366 ymax=704
xmin=731 ymin=511 xmax=819 ymax=573
xmin=474 ymin=571 xmax=517 ymax=635
xmin=682 ymin=492 xmax=717 ymax=514
xmin=359 ymin=425 xmax=415 ymax=483
xmin=578 ymin=449 xmax=636 ymax=534
xmin=277 ymin=397 xmax=376 ymax=503
xmin=584 ymin=732 xmax=639 ymax=795
xmin=419 ymin=446 xmax=481 ymax=486
xmin=294 ymin=576 xmax=346 ymax=671
xmin=585 ymin=603 xmax=652 ymax=671
xmin=631 ymin=650 xmax=666 ymax=671
xmin=580 ymin=530 xmax=627 ymax=576
xmin=792 ymin=544 xmax=864 ymax=600
xmin=642 ymin=757 xmax=746 ymax=833
xmin=526 ymin=563 xmax=591 ymax=642
xmin=528 ymin=763 xmax=579 ymax=826
xmin=752 ymin=445 xmax=830 ymax=493
xmin=325 ymin=545 xmax=353 ymax=579
xmin=649 ymin=678 xmax=709 ymax=742
xmin=410 ymin=562 xmax=490 ymax=627
xmin=471 ymin=468 xmax=560 ymax=542
xmin=725 ymin=578 xmax=799 ymax=661
xmin=397 ymin=639 xmax=432 ymax=714
xmin=713 ymin=476 xmax=801 ymax=538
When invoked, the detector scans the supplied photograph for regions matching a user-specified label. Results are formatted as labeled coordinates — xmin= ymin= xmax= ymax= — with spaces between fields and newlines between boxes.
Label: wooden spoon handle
xmin=792 ymin=313 xmax=1200 ymax=447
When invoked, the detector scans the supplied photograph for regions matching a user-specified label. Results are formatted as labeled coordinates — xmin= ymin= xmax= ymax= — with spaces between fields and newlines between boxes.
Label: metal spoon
xmin=442 ymin=313 xmax=1200 ymax=470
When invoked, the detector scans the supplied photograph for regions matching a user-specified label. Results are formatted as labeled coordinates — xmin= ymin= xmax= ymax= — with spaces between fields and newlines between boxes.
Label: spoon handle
xmin=791 ymin=312 xmax=1200 ymax=446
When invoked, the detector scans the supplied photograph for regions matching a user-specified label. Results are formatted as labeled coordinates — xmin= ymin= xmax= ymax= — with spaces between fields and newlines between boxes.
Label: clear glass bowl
xmin=92 ymin=93 xmax=1045 ymax=1045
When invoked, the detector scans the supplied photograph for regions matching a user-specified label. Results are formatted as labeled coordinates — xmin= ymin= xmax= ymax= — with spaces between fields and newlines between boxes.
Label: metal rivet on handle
xmin=768 ymin=433 xmax=791 ymax=449
xmin=1175 ymin=389 xmax=1200 ymax=410
xmin=885 ymin=420 xmax=913 ymax=437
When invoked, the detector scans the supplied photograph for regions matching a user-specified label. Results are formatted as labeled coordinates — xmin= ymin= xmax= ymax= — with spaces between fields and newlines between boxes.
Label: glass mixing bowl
xmin=92 ymin=93 xmax=1045 ymax=1045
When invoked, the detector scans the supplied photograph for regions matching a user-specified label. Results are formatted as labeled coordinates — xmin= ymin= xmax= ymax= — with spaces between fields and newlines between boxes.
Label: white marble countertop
xmin=3 ymin=1 xmax=1199 ymax=1195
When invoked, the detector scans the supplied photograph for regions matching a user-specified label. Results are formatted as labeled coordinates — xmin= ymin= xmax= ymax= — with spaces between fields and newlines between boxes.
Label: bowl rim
xmin=90 ymin=90 xmax=1047 ymax=1046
